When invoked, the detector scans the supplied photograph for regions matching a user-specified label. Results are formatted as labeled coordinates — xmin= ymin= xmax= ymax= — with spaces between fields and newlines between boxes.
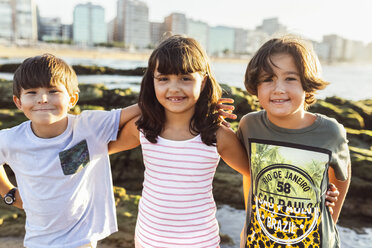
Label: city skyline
xmin=34 ymin=0 xmax=372 ymax=44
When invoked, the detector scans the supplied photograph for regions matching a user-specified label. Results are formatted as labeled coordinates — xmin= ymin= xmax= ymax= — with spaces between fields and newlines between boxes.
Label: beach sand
xmin=0 ymin=237 xmax=23 ymax=248
xmin=0 ymin=44 xmax=249 ymax=63
xmin=0 ymin=237 xmax=118 ymax=248
xmin=0 ymin=44 xmax=151 ymax=61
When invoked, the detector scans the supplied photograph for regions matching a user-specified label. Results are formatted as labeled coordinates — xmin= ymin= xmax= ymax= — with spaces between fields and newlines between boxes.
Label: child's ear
xmin=13 ymin=95 xmax=22 ymax=110
xmin=68 ymin=92 xmax=79 ymax=108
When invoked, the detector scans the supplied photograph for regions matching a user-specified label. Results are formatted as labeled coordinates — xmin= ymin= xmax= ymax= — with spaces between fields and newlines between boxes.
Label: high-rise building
xmin=258 ymin=17 xmax=286 ymax=36
xmin=39 ymin=17 xmax=62 ymax=41
xmin=246 ymin=29 xmax=269 ymax=55
xmin=343 ymin=39 xmax=364 ymax=62
xmin=73 ymin=3 xmax=107 ymax=45
xmin=313 ymin=41 xmax=330 ymax=62
xmin=107 ymin=18 xmax=117 ymax=43
xmin=164 ymin=13 xmax=187 ymax=35
xmin=187 ymin=19 xmax=208 ymax=50
xmin=234 ymin=28 xmax=249 ymax=54
xmin=150 ymin=22 xmax=165 ymax=47
xmin=208 ymin=26 xmax=235 ymax=55
xmin=116 ymin=0 xmax=150 ymax=49
xmin=0 ymin=0 xmax=13 ymax=40
xmin=15 ymin=0 xmax=37 ymax=40
xmin=0 ymin=0 xmax=37 ymax=41
xmin=61 ymin=24 xmax=72 ymax=41
xmin=323 ymin=34 xmax=344 ymax=62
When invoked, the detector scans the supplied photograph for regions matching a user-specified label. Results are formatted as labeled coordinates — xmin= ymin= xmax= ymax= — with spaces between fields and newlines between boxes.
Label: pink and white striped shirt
xmin=136 ymin=132 xmax=221 ymax=248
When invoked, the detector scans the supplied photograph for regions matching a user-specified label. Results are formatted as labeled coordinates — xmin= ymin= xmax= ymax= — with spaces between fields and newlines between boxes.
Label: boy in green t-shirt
xmin=238 ymin=36 xmax=350 ymax=248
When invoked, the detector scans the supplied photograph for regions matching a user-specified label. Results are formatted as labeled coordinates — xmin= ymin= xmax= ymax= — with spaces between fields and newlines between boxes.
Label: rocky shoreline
xmin=0 ymin=70 xmax=371 ymax=246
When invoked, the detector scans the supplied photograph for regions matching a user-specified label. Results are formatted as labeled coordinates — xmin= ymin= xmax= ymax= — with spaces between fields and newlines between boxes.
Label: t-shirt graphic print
xmin=245 ymin=139 xmax=331 ymax=248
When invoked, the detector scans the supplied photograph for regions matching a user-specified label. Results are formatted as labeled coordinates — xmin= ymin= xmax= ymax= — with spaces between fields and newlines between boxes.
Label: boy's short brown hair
xmin=244 ymin=36 xmax=329 ymax=107
xmin=13 ymin=54 xmax=79 ymax=98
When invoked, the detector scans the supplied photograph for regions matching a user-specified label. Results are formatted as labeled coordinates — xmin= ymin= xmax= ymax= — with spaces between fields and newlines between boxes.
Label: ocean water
xmin=0 ymin=58 xmax=371 ymax=101
xmin=216 ymin=205 xmax=372 ymax=248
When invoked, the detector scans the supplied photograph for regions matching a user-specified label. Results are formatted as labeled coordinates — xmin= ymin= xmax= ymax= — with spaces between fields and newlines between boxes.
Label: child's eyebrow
xmin=285 ymin=71 xmax=300 ymax=76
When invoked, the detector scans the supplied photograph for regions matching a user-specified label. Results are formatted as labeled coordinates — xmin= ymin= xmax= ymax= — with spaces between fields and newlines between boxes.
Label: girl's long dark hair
xmin=136 ymin=35 xmax=222 ymax=146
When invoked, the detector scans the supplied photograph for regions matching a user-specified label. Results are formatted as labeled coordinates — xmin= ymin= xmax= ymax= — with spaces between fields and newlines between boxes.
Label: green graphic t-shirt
xmin=238 ymin=111 xmax=350 ymax=248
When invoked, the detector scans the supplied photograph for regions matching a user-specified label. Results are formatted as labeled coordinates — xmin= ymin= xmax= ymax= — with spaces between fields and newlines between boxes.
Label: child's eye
xmin=181 ymin=76 xmax=192 ymax=81
xmin=25 ymin=91 xmax=36 ymax=94
xmin=262 ymin=77 xmax=273 ymax=83
xmin=49 ymin=90 xmax=59 ymax=93
xmin=286 ymin=77 xmax=297 ymax=81
xmin=154 ymin=76 xmax=168 ymax=82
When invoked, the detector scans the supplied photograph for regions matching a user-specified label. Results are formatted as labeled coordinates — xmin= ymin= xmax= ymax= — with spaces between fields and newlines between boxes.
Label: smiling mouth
xmin=167 ymin=97 xmax=186 ymax=102
xmin=271 ymin=99 xmax=289 ymax=103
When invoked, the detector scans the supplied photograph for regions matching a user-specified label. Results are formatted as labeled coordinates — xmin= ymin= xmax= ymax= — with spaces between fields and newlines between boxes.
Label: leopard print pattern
xmin=246 ymin=196 xmax=322 ymax=248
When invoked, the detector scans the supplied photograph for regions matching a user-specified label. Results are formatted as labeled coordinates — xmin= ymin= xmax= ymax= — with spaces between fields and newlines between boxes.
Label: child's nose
xmin=273 ymin=80 xmax=286 ymax=93
xmin=38 ymin=94 xmax=48 ymax=103
xmin=168 ymin=79 xmax=181 ymax=91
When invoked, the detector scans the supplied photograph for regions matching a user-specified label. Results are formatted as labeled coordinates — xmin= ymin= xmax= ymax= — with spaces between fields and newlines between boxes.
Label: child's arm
xmin=109 ymin=117 xmax=140 ymax=155
xmin=216 ymin=125 xmax=250 ymax=177
xmin=0 ymin=165 xmax=23 ymax=209
xmin=118 ymin=104 xmax=141 ymax=129
xmin=328 ymin=163 xmax=351 ymax=223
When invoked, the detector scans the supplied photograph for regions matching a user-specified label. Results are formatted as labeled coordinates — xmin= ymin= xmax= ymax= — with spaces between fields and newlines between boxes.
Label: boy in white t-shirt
xmin=0 ymin=54 xmax=140 ymax=248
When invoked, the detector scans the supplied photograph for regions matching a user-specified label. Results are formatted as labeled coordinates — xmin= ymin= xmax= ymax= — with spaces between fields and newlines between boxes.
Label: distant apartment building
xmin=187 ymin=19 xmax=208 ymax=50
xmin=164 ymin=13 xmax=187 ymax=35
xmin=257 ymin=17 xmax=286 ymax=37
xmin=323 ymin=34 xmax=344 ymax=62
xmin=208 ymin=26 xmax=235 ymax=55
xmin=61 ymin=24 xmax=72 ymax=41
xmin=234 ymin=28 xmax=249 ymax=54
xmin=343 ymin=39 xmax=364 ymax=62
xmin=367 ymin=43 xmax=372 ymax=62
xmin=313 ymin=41 xmax=331 ymax=62
xmin=39 ymin=17 xmax=62 ymax=41
xmin=116 ymin=0 xmax=150 ymax=49
xmin=245 ymin=30 xmax=269 ymax=56
xmin=0 ymin=0 xmax=13 ymax=40
xmin=150 ymin=22 xmax=165 ymax=46
xmin=73 ymin=3 xmax=107 ymax=45
xmin=107 ymin=18 xmax=117 ymax=43
xmin=0 ymin=0 xmax=37 ymax=41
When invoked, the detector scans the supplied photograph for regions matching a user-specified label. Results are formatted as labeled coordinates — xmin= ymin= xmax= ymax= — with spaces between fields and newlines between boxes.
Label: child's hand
xmin=325 ymin=183 xmax=339 ymax=215
xmin=217 ymin=98 xmax=237 ymax=128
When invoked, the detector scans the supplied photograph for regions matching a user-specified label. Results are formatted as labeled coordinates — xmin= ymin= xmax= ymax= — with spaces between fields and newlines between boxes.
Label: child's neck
xmin=160 ymin=112 xmax=195 ymax=141
xmin=267 ymin=111 xmax=317 ymax=129
xmin=31 ymin=117 xmax=68 ymax=138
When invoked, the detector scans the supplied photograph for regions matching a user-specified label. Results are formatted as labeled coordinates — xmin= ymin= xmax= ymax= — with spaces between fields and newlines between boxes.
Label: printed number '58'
xmin=277 ymin=181 xmax=291 ymax=194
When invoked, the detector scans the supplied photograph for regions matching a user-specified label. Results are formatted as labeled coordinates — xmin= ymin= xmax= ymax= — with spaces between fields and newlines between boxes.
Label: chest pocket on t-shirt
xmin=59 ymin=140 xmax=90 ymax=175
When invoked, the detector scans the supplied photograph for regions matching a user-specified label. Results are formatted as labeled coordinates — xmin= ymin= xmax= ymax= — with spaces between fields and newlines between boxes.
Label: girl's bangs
xmin=155 ymin=48 xmax=206 ymax=75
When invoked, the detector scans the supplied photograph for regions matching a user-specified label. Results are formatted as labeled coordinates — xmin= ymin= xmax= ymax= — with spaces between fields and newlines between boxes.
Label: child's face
xmin=153 ymin=66 xmax=206 ymax=117
xmin=257 ymin=53 xmax=306 ymax=126
xmin=13 ymin=84 xmax=78 ymax=132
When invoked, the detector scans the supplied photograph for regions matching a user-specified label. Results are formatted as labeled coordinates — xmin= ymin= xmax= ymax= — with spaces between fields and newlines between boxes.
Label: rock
xmin=0 ymin=82 xmax=371 ymax=229
xmin=310 ymin=100 xmax=365 ymax=129
xmin=0 ymin=63 xmax=146 ymax=76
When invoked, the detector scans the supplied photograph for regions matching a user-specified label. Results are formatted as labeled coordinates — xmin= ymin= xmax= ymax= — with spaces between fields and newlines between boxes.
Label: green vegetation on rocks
xmin=0 ymin=80 xmax=371 ymax=244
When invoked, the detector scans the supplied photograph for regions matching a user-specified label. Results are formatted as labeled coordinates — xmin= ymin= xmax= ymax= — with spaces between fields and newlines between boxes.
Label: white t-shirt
xmin=0 ymin=109 xmax=121 ymax=248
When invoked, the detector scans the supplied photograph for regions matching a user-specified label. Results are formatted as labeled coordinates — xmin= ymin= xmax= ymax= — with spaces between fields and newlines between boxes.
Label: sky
xmin=34 ymin=0 xmax=372 ymax=44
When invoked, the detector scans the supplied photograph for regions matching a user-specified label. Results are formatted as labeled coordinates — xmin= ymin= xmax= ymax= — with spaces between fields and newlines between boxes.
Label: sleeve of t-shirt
xmin=78 ymin=109 xmax=121 ymax=144
xmin=237 ymin=115 xmax=249 ymax=150
xmin=330 ymin=122 xmax=350 ymax=181
xmin=0 ymin=130 xmax=6 ymax=165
